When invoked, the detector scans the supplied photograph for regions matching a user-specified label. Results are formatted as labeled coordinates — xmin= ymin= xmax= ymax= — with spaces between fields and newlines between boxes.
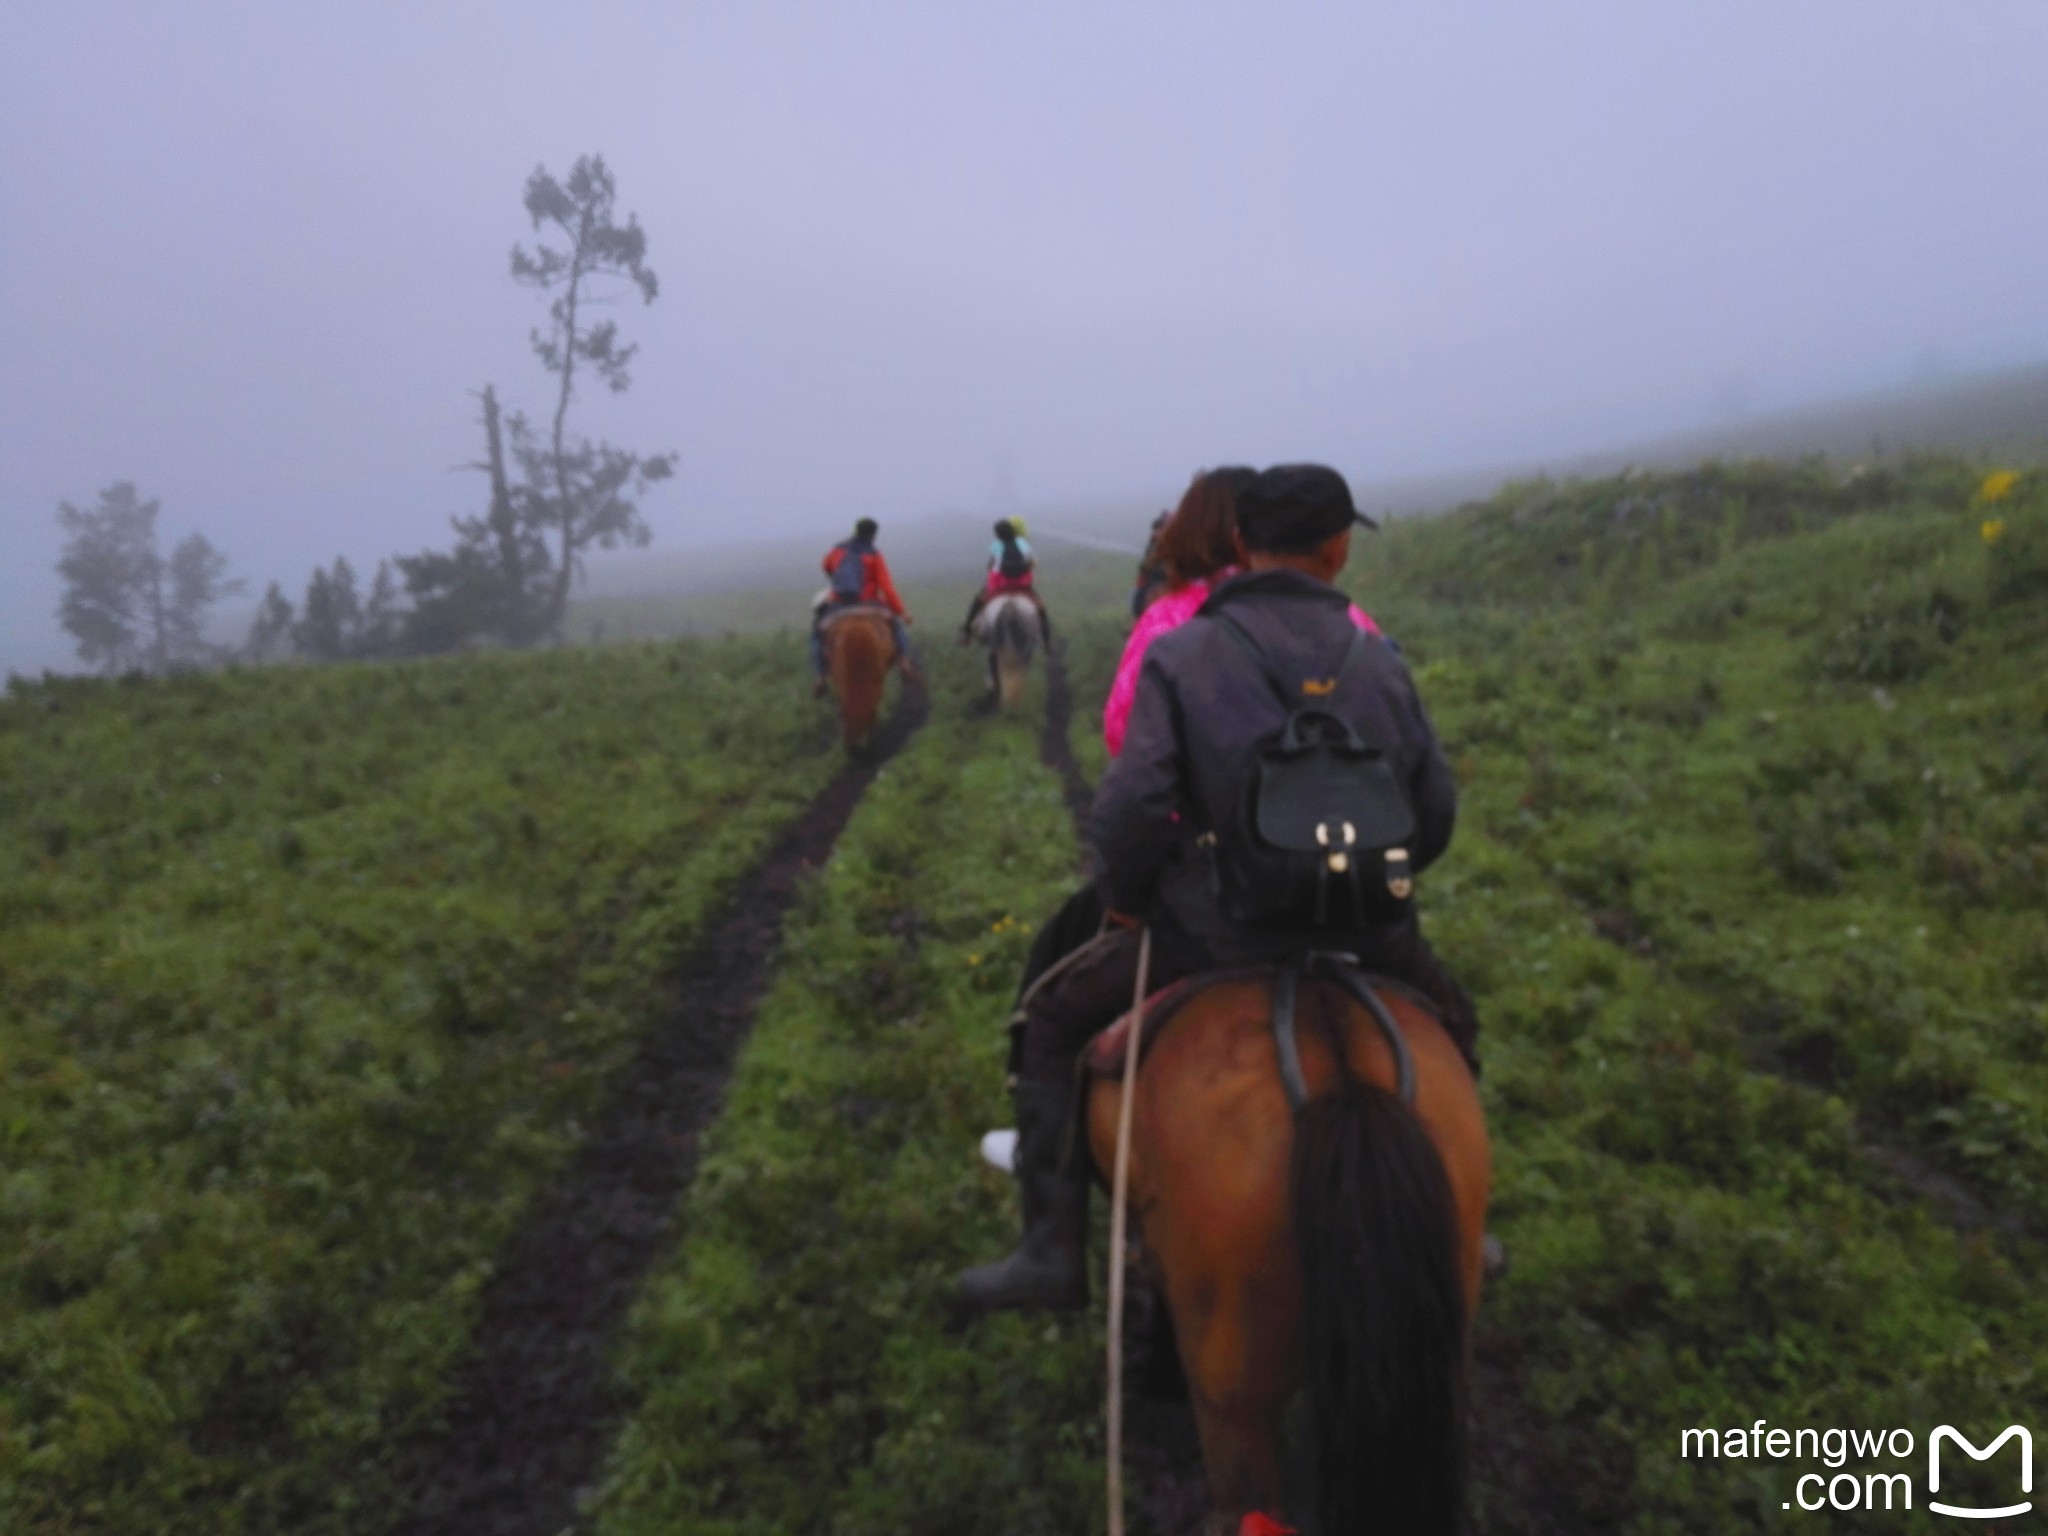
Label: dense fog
xmin=5 ymin=3 xmax=2046 ymax=674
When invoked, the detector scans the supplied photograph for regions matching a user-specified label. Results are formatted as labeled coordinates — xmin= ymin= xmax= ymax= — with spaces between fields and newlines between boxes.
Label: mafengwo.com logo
xmin=1680 ymin=1421 xmax=2032 ymax=1517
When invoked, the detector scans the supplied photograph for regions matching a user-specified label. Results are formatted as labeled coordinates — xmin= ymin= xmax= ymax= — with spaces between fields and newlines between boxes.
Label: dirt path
xmin=391 ymin=683 xmax=929 ymax=1536
xmin=1038 ymin=639 xmax=1095 ymax=828
xmin=1038 ymin=646 xmax=1211 ymax=1534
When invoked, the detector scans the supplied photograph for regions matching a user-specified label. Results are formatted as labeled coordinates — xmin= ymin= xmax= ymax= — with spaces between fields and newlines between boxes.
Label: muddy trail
xmin=1038 ymin=645 xmax=1211 ymax=1534
xmin=1038 ymin=638 xmax=1095 ymax=828
xmin=391 ymin=684 xmax=930 ymax=1536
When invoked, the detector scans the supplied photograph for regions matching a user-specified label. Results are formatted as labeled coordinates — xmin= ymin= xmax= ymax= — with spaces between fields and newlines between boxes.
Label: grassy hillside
xmin=1362 ymin=455 xmax=2048 ymax=1527
xmin=0 ymin=640 xmax=842 ymax=1533
xmin=5 ymin=450 xmax=2044 ymax=1533
xmin=1624 ymin=364 xmax=2048 ymax=472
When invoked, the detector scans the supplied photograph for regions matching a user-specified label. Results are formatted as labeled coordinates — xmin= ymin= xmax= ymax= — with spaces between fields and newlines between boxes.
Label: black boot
xmin=958 ymin=1082 xmax=1089 ymax=1312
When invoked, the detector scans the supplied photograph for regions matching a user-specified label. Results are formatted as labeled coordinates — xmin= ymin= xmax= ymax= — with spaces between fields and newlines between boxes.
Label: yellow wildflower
xmin=1981 ymin=518 xmax=2007 ymax=545
xmin=1977 ymin=470 xmax=2018 ymax=504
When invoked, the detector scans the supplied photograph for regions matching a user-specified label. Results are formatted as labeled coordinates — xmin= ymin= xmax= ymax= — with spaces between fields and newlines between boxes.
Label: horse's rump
xmin=974 ymin=592 xmax=1039 ymax=643
xmin=977 ymin=593 xmax=1037 ymax=708
xmin=1083 ymin=966 xmax=1489 ymax=1530
xmin=1085 ymin=969 xmax=1488 ymax=1296
xmin=1082 ymin=966 xmax=1441 ymax=1080
xmin=824 ymin=608 xmax=896 ymax=748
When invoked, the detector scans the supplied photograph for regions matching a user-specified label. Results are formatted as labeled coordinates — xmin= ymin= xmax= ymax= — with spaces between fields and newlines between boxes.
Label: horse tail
xmin=1291 ymin=1001 xmax=1467 ymax=1535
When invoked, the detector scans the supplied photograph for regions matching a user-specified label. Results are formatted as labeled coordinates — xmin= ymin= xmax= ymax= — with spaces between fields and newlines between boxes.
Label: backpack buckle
xmin=1385 ymin=846 xmax=1413 ymax=900
xmin=1315 ymin=820 xmax=1357 ymax=873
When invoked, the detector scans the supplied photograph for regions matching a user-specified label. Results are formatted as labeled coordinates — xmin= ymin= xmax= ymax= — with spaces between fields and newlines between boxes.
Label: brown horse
xmin=822 ymin=607 xmax=897 ymax=750
xmin=1086 ymin=968 xmax=1489 ymax=1535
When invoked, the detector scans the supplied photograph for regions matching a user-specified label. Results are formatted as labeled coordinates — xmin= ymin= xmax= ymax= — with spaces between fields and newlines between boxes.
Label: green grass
xmin=0 ymin=638 xmax=843 ymax=1534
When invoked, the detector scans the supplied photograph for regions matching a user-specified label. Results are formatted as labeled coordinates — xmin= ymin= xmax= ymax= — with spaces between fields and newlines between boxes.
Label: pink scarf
xmin=1102 ymin=569 xmax=1382 ymax=756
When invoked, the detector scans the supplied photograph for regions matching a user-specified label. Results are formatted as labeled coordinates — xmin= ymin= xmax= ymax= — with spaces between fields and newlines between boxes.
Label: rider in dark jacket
xmin=1093 ymin=565 xmax=1456 ymax=950
xmin=957 ymin=463 xmax=1480 ymax=1313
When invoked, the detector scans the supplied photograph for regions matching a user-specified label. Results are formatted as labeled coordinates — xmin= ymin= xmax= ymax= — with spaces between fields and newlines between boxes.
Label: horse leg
xmin=1163 ymin=1267 xmax=1295 ymax=1522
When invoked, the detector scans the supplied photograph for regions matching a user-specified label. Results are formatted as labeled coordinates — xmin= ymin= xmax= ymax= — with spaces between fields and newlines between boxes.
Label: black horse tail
xmin=1291 ymin=1017 xmax=1467 ymax=1535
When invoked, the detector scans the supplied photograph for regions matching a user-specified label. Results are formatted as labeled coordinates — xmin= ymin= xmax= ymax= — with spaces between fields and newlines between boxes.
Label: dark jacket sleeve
xmin=1087 ymin=651 xmax=1184 ymax=914
xmin=1396 ymin=664 xmax=1458 ymax=873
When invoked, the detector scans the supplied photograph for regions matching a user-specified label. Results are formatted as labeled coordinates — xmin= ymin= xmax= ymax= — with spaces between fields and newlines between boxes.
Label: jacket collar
xmin=1197 ymin=566 xmax=1350 ymax=616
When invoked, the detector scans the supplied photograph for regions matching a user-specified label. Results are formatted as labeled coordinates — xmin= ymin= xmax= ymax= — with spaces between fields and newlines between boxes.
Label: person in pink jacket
xmin=1103 ymin=469 xmax=1382 ymax=757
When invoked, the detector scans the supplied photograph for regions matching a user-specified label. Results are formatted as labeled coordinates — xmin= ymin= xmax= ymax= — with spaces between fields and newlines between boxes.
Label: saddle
xmin=817 ymin=601 xmax=895 ymax=632
xmin=975 ymin=592 xmax=1043 ymax=636
xmin=1084 ymin=957 xmax=1437 ymax=1109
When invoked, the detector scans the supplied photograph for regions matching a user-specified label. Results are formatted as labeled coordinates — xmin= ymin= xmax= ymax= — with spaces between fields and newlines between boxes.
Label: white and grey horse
xmin=974 ymin=593 xmax=1039 ymax=709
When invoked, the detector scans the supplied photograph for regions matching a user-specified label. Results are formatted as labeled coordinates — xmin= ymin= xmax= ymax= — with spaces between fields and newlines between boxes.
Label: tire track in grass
xmin=391 ymin=683 xmax=929 ymax=1536
xmin=1039 ymin=644 xmax=1210 ymax=1535
xmin=1039 ymin=641 xmax=1095 ymax=829
xmin=1570 ymin=891 xmax=2047 ymax=1245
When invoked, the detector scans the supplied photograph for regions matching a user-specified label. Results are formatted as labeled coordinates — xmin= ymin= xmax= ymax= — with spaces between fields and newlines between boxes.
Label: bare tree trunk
xmin=545 ymin=210 xmax=592 ymax=635
xmin=146 ymin=554 xmax=168 ymax=674
xmin=479 ymin=385 xmax=522 ymax=585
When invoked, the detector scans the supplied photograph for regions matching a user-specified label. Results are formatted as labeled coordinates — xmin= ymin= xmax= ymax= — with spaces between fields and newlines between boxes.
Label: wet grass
xmin=0 ymin=639 xmax=842 ymax=1534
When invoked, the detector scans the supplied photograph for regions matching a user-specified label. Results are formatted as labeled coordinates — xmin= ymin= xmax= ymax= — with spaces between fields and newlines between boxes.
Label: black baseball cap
xmin=1237 ymin=464 xmax=1378 ymax=551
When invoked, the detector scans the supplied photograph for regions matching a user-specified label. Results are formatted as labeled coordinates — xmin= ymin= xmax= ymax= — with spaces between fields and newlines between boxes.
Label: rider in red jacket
xmin=812 ymin=518 xmax=918 ymax=694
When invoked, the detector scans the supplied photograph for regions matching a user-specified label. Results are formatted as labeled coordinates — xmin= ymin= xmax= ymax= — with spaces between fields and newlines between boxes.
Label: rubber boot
xmin=958 ymin=1082 xmax=1089 ymax=1312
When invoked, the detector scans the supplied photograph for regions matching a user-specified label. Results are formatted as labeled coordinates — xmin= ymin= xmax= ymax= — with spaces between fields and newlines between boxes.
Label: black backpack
xmin=1210 ymin=613 xmax=1418 ymax=933
xmin=997 ymin=536 xmax=1031 ymax=581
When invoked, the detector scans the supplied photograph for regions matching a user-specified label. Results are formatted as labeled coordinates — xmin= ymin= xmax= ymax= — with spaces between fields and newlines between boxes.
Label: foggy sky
xmin=5 ymin=3 xmax=2047 ymax=675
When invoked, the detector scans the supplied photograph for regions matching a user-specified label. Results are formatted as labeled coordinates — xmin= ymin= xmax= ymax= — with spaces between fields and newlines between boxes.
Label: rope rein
xmin=1105 ymin=924 xmax=1151 ymax=1536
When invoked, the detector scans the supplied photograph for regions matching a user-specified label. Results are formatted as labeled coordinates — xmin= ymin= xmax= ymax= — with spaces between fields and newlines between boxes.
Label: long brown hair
xmin=1157 ymin=466 xmax=1255 ymax=588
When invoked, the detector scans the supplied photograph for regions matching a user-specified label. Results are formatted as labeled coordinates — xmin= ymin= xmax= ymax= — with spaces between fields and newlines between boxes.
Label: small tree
xmin=164 ymin=531 xmax=240 ymax=664
xmin=57 ymin=482 xmax=159 ymax=673
xmin=293 ymin=557 xmax=363 ymax=662
xmin=510 ymin=155 xmax=674 ymax=635
xmin=246 ymin=582 xmax=296 ymax=662
xmin=359 ymin=560 xmax=403 ymax=655
xmin=56 ymin=482 xmax=240 ymax=673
